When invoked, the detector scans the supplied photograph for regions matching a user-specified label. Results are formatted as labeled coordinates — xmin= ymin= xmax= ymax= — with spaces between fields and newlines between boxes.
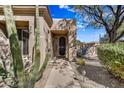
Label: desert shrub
xmin=97 ymin=42 xmax=124 ymax=79
xmin=76 ymin=58 xmax=85 ymax=65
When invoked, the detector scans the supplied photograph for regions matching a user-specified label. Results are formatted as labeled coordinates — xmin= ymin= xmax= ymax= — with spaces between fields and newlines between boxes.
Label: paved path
xmin=71 ymin=57 xmax=124 ymax=88
xmin=35 ymin=58 xmax=81 ymax=88
xmin=35 ymin=59 xmax=54 ymax=88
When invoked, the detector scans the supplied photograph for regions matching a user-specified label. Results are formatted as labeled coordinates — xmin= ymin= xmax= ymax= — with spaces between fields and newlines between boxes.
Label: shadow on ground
xmin=76 ymin=64 xmax=124 ymax=88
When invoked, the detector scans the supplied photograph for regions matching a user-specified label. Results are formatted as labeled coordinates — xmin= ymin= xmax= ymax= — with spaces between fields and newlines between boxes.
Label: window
xmin=17 ymin=29 xmax=29 ymax=55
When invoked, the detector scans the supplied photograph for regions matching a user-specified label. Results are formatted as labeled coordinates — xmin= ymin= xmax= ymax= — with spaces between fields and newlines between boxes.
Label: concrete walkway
xmin=35 ymin=58 xmax=81 ymax=88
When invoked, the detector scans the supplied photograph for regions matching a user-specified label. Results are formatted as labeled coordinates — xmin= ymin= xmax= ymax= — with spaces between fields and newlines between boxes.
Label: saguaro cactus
xmin=33 ymin=5 xmax=41 ymax=73
xmin=3 ymin=5 xmax=26 ymax=87
xmin=29 ymin=5 xmax=41 ymax=87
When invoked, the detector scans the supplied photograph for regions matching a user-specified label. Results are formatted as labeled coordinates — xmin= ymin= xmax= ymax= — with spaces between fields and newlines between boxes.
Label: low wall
xmin=77 ymin=43 xmax=99 ymax=59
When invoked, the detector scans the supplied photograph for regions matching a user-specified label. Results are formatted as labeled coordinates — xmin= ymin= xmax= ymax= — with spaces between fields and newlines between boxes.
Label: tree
xmin=73 ymin=5 xmax=124 ymax=43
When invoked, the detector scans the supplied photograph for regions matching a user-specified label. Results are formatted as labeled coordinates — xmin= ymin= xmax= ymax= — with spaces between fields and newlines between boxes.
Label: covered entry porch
xmin=51 ymin=30 xmax=69 ymax=59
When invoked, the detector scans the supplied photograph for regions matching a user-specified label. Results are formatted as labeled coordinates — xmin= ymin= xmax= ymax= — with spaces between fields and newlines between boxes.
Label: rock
xmin=0 ymin=30 xmax=12 ymax=72
xmin=0 ymin=30 xmax=14 ymax=88
xmin=22 ymin=56 xmax=33 ymax=73
xmin=0 ymin=81 xmax=5 ymax=87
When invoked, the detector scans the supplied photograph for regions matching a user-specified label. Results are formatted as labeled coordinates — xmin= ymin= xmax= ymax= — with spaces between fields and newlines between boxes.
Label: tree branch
xmin=119 ymin=9 xmax=124 ymax=17
xmin=114 ymin=30 xmax=124 ymax=41
xmin=94 ymin=17 xmax=103 ymax=25
xmin=107 ymin=5 xmax=116 ymax=15
xmin=111 ymin=6 xmax=122 ymax=32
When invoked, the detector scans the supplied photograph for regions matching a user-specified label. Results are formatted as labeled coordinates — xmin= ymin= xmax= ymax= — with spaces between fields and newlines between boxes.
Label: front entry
xmin=51 ymin=30 xmax=68 ymax=58
xmin=59 ymin=37 xmax=66 ymax=56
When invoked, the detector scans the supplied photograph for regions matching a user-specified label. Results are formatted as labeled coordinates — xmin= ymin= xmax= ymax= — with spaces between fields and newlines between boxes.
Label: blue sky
xmin=49 ymin=5 xmax=105 ymax=42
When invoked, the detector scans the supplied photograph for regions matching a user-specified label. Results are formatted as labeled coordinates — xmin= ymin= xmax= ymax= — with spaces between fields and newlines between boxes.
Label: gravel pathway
xmin=71 ymin=57 xmax=124 ymax=88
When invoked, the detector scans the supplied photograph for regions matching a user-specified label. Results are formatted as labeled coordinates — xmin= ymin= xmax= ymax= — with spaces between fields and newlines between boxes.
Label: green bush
xmin=76 ymin=58 xmax=85 ymax=65
xmin=97 ymin=42 xmax=124 ymax=79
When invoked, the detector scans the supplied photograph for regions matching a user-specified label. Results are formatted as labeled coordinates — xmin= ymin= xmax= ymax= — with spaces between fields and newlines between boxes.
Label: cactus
xmin=37 ymin=53 xmax=49 ymax=81
xmin=3 ymin=5 xmax=26 ymax=87
xmin=29 ymin=5 xmax=41 ymax=87
xmin=33 ymin=5 xmax=41 ymax=74
xmin=2 ymin=5 xmax=50 ymax=88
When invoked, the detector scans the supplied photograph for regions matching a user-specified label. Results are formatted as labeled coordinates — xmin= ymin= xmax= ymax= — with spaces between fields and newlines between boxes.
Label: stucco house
xmin=0 ymin=5 xmax=77 ymax=69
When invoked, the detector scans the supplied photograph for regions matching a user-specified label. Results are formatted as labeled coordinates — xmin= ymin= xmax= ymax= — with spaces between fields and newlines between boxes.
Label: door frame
xmin=52 ymin=35 xmax=67 ymax=58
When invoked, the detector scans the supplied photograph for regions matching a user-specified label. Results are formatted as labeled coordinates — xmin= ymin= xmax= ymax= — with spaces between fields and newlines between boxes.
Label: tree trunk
xmin=3 ymin=5 xmax=26 ymax=87
xmin=108 ymin=30 xmax=117 ymax=43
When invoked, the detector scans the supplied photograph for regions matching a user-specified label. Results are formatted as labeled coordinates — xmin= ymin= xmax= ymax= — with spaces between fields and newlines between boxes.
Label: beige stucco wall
xmin=0 ymin=15 xmax=52 ymax=69
xmin=39 ymin=17 xmax=48 ymax=69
